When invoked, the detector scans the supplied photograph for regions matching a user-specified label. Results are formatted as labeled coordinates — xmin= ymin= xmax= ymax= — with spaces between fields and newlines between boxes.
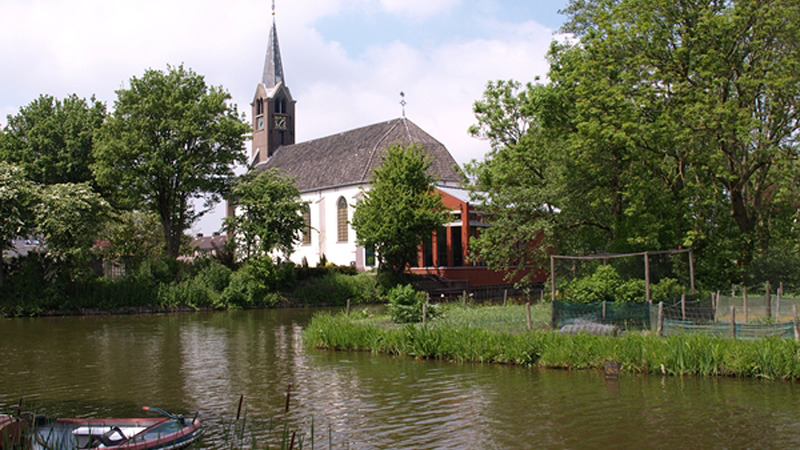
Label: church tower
xmin=251 ymin=4 xmax=295 ymax=167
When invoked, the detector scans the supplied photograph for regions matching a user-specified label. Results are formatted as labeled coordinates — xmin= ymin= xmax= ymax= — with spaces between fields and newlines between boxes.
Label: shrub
xmin=220 ymin=258 xmax=282 ymax=308
xmin=387 ymin=284 xmax=439 ymax=323
xmin=292 ymin=272 xmax=380 ymax=306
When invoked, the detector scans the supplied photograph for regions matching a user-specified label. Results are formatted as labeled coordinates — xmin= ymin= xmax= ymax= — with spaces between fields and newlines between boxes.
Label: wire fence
xmin=553 ymin=294 xmax=800 ymax=340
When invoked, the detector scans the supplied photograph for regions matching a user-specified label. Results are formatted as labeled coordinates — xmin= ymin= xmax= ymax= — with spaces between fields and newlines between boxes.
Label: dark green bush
xmin=562 ymin=265 xmax=684 ymax=303
xmin=387 ymin=284 xmax=440 ymax=323
xmin=292 ymin=272 xmax=380 ymax=306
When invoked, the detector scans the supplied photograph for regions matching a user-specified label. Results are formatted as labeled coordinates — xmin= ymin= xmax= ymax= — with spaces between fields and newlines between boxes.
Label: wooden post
xmin=780 ymin=282 xmax=784 ymax=297
xmin=526 ymin=302 xmax=532 ymax=331
xmin=540 ymin=289 xmax=544 ymax=303
xmin=743 ymin=286 xmax=748 ymax=323
xmin=732 ymin=285 xmax=736 ymax=297
xmin=794 ymin=305 xmax=799 ymax=341
xmin=346 ymin=299 xmax=350 ymax=318
xmin=765 ymin=281 xmax=771 ymax=320
xmin=644 ymin=251 xmax=651 ymax=304
xmin=688 ymin=248 xmax=696 ymax=295
xmin=681 ymin=294 xmax=686 ymax=321
xmin=236 ymin=394 xmax=244 ymax=421
xmin=731 ymin=306 xmax=736 ymax=339
xmin=462 ymin=290 xmax=467 ymax=307
xmin=713 ymin=291 xmax=719 ymax=323
xmin=657 ymin=301 xmax=664 ymax=337
xmin=550 ymin=255 xmax=556 ymax=303
xmin=423 ymin=294 xmax=429 ymax=325
xmin=776 ymin=289 xmax=781 ymax=321
xmin=503 ymin=289 xmax=508 ymax=307
xmin=602 ymin=301 xmax=607 ymax=322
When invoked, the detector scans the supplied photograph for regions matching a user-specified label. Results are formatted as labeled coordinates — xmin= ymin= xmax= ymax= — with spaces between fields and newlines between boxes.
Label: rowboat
xmin=1 ymin=407 xmax=203 ymax=449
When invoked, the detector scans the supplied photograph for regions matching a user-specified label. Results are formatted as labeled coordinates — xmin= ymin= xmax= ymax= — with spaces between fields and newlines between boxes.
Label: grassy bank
xmin=304 ymin=308 xmax=800 ymax=380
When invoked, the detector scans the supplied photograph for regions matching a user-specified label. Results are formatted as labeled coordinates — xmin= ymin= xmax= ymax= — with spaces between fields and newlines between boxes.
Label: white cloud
xmin=379 ymin=0 xmax=462 ymax=20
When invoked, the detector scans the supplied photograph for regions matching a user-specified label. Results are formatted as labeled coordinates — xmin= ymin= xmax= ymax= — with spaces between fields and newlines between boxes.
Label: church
xmin=240 ymin=12 xmax=522 ymax=287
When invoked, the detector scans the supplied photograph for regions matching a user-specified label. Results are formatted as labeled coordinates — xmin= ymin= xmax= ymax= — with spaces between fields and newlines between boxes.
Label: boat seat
xmin=85 ymin=426 xmax=126 ymax=448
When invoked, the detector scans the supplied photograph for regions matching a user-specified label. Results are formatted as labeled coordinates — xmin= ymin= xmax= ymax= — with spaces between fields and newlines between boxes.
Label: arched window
xmin=302 ymin=205 xmax=311 ymax=245
xmin=337 ymin=197 xmax=348 ymax=242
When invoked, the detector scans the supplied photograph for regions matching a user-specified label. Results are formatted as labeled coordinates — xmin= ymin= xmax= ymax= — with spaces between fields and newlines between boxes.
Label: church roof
xmin=262 ymin=18 xmax=284 ymax=89
xmin=255 ymin=118 xmax=464 ymax=192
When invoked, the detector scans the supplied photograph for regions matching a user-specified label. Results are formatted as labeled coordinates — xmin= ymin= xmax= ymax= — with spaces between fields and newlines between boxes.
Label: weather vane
xmin=399 ymin=91 xmax=407 ymax=118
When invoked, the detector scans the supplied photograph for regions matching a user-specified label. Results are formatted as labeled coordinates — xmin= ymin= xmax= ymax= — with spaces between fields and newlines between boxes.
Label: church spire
xmin=262 ymin=1 xmax=284 ymax=89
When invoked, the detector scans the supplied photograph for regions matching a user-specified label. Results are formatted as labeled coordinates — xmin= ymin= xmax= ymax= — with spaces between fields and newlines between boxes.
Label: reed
xmin=304 ymin=311 xmax=800 ymax=380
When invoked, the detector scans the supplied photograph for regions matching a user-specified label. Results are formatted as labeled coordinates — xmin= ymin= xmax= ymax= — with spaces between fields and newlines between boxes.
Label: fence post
xmin=681 ymin=294 xmax=686 ymax=321
xmin=504 ymin=289 xmax=508 ymax=307
xmin=715 ymin=290 xmax=720 ymax=322
xmin=602 ymin=301 xmax=607 ymax=322
xmin=731 ymin=306 xmax=736 ymax=340
xmin=732 ymin=285 xmax=736 ymax=297
xmin=743 ymin=286 xmax=748 ymax=323
xmin=526 ymin=302 xmax=532 ymax=331
xmin=657 ymin=301 xmax=664 ymax=337
xmin=780 ymin=282 xmax=784 ymax=297
xmin=462 ymin=290 xmax=467 ymax=308
xmin=346 ymin=299 xmax=350 ymax=318
xmin=776 ymin=289 xmax=781 ymax=321
xmin=766 ymin=281 xmax=771 ymax=320
xmin=794 ymin=305 xmax=799 ymax=341
xmin=644 ymin=251 xmax=651 ymax=304
xmin=423 ymin=293 xmax=429 ymax=325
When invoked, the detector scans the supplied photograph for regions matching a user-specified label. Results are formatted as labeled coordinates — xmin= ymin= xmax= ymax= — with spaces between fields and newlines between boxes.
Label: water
xmin=2 ymin=309 xmax=800 ymax=448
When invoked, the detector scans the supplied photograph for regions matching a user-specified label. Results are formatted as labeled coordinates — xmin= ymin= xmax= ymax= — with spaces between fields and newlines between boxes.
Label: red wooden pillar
xmin=461 ymin=203 xmax=470 ymax=266
xmin=417 ymin=242 xmax=424 ymax=267
xmin=431 ymin=230 xmax=439 ymax=267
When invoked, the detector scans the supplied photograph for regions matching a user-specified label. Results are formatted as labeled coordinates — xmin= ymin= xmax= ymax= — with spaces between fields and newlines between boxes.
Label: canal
xmin=2 ymin=308 xmax=799 ymax=448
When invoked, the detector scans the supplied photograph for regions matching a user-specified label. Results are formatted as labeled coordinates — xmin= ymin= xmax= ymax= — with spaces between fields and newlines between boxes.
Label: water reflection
xmin=2 ymin=310 xmax=800 ymax=448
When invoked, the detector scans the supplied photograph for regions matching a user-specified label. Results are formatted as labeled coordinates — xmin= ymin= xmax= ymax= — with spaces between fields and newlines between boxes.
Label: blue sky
xmin=0 ymin=0 xmax=569 ymax=233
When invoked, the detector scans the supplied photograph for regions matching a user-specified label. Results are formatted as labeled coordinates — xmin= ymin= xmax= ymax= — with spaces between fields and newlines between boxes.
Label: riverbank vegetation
xmin=304 ymin=307 xmax=800 ymax=380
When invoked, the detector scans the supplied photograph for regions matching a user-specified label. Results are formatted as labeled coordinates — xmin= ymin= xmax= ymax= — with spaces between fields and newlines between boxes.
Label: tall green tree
xmin=554 ymin=0 xmax=800 ymax=274
xmin=225 ymin=169 xmax=306 ymax=260
xmin=0 ymin=163 xmax=37 ymax=281
xmin=468 ymin=0 xmax=800 ymax=286
xmin=352 ymin=144 xmax=448 ymax=277
xmin=0 ymin=94 xmax=106 ymax=185
xmin=94 ymin=65 xmax=249 ymax=258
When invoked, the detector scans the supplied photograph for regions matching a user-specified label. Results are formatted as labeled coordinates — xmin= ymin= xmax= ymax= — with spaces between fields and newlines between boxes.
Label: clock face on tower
xmin=274 ymin=114 xmax=287 ymax=130
xmin=257 ymin=117 xmax=265 ymax=130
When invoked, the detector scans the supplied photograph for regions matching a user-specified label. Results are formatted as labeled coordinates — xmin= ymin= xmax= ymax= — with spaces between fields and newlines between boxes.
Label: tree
xmin=553 ymin=0 xmax=800 ymax=274
xmin=96 ymin=210 xmax=166 ymax=268
xmin=35 ymin=182 xmax=109 ymax=270
xmin=468 ymin=0 xmax=800 ymax=286
xmin=93 ymin=65 xmax=249 ymax=258
xmin=0 ymin=163 xmax=38 ymax=283
xmin=351 ymin=144 xmax=448 ymax=277
xmin=225 ymin=169 xmax=306 ymax=260
xmin=0 ymin=94 xmax=106 ymax=185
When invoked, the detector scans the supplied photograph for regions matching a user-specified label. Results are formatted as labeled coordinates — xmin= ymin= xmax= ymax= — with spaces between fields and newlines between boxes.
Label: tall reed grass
xmin=304 ymin=312 xmax=800 ymax=380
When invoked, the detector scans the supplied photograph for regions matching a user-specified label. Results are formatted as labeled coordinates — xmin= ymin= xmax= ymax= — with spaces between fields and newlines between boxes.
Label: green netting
xmin=552 ymin=301 xmax=650 ymax=330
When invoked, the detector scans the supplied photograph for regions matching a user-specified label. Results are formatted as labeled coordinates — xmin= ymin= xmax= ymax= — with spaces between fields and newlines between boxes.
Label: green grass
xmin=304 ymin=307 xmax=800 ymax=380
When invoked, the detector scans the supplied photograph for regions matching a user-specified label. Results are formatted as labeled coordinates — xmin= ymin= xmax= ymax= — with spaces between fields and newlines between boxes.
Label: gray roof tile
xmin=255 ymin=118 xmax=463 ymax=191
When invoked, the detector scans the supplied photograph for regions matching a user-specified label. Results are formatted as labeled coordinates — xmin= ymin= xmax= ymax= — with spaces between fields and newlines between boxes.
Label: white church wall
xmin=288 ymin=183 xmax=370 ymax=269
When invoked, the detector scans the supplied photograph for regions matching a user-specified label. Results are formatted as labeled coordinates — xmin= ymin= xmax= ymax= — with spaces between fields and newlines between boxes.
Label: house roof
xmin=255 ymin=117 xmax=463 ymax=192
xmin=191 ymin=233 xmax=227 ymax=252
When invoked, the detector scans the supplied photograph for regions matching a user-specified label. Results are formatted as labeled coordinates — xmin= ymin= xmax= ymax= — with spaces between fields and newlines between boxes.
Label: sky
xmin=0 ymin=0 xmax=569 ymax=234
